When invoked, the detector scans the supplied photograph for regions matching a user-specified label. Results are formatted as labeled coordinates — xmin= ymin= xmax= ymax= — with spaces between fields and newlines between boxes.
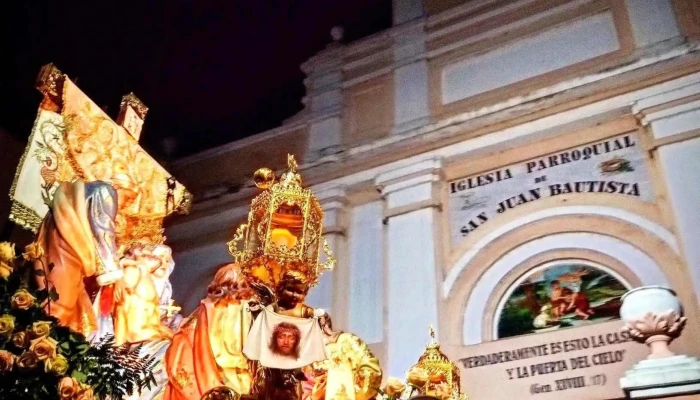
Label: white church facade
xmin=167 ymin=1 xmax=700 ymax=398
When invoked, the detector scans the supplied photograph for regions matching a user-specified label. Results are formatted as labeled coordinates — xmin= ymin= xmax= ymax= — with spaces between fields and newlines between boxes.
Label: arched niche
xmin=492 ymin=258 xmax=633 ymax=340
xmin=440 ymin=200 xmax=692 ymax=346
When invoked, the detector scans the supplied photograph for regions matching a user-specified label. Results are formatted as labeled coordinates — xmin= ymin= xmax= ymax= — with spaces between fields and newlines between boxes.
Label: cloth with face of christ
xmin=243 ymin=306 xmax=327 ymax=369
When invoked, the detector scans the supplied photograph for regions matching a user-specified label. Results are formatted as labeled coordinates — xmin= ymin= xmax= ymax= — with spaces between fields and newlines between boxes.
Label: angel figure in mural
xmin=302 ymin=314 xmax=382 ymax=400
xmin=549 ymin=279 xmax=595 ymax=320
xmin=33 ymin=177 xmax=138 ymax=335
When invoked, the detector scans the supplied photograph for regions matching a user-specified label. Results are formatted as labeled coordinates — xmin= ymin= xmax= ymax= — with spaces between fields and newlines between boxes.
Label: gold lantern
xmin=227 ymin=154 xmax=336 ymax=289
xmin=410 ymin=326 xmax=468 ymax=400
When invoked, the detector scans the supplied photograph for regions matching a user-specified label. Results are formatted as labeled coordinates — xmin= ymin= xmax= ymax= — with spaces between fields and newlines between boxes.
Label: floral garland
xmin=0 ymin=241 xmax=156 ymax=400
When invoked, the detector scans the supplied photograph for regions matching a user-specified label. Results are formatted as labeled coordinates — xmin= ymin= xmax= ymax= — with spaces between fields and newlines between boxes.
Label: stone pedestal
xmin=619 ymin=286 xmax=700 ymax=399
xmin=621 ymin=355 xmax=700 ymax=398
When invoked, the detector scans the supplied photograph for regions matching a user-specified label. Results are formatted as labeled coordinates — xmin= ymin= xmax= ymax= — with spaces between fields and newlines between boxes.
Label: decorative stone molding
xmin=620 ymin=355 xmax=700 ymax=399
xmin=391 ymin=19 xmax=430 ymax=136
xmin=392 ymin=20 xmax=427 ymax=68
xmin=392 ymin=0 xmax=424 ymax=26
xmin=623 ymin=311 xmax=687 ymax=359
xmin=315 ymin=185 xmax=349 ymax=236
xmin=382 ymin=198 xmax=442 ymax=225
xmin=375 ymin=158 xmax=442 ymax=194
xmin=375 ymin=159 xmax=443 ymax=218
xmin=619 ymin=286 xmax=700 ymax=398
xmin=302 ymin=36 xmax=346 ymax=163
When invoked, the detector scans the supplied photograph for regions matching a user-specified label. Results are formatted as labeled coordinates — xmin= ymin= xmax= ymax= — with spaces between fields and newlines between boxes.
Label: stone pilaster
xmin=306 ymin=185 xmax=349 ymax=326
xmin=634 ymin=78 xmax=700 ymax=302
xmin=392 ymin=20 xmax=430 ymax=135
xmin=302 ymin=44 xmax=344 ymax=163
xmin=392 ymin=0 xmax=424 ymax=26
xmin=375 ymin=158 xmax=443 ymax=376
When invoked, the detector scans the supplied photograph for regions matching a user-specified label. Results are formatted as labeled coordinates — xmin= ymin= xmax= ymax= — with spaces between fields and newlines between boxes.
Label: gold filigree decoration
xmin=227 ymin=154 xmax=336 ymax=289
xmin=622 ymin=311 xmax=687 ymax=342
xmin=120 ymin=92 xmax=149 ymax=118
xmin=409 ymin=326 xmax=466 ymax=399
xmin=9 ymin=202 xmax=43 ymax=233
xmin=80 ymin=313 xmax=95 ymax=337
xmin=173 ymin=367 xmax=193 ymax=389
xmin=228 ymin=224 xmax=248 ymax=263
xmin=319 ymin=238 xmax=337 ymax=274
xmin=10 ymin=65 xmax=190 ymax=248
xmin=35 ymin=63 xmax=63 ymax=100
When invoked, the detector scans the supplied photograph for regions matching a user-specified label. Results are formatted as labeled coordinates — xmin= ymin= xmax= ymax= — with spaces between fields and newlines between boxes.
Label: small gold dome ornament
xmin=410 ymin=325 xmax=468 ymax=400
xmin=253 ymin=168 xmax=275 ymax=189
xmin=200 ymin=386 xmax=241 ymax=400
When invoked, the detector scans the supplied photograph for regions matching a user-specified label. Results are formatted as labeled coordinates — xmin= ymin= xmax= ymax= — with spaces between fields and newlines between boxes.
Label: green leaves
xmin=71 ymin=369 xmax=88 ymax=383
xmin=0 ymin=248 xmax=156 ymax=400
xmin=81 ymin=335 xmax=159 ymax=399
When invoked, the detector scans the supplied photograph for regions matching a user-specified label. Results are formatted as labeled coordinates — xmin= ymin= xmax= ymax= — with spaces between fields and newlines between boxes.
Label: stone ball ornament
xmin=619 ymin=285 xmax=686 ymax=359
xmin=253 ymin=167 xmax=275 ymax=189
xmin=619 ymin=285 xmax=700 ymax=398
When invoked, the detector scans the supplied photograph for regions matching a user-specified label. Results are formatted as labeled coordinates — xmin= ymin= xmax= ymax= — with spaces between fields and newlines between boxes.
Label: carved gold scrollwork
xmin=227 ymin=224 xmax=248 ymax=262
xmin=320 ymin=237 xmax=337 ymax=273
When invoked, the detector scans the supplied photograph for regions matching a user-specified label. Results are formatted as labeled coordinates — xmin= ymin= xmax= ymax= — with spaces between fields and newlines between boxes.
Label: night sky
xmin=0 ymin=1 xmax=392 ymax=159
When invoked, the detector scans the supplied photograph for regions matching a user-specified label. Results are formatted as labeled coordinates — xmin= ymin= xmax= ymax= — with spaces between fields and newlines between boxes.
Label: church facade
xmin=167 ymin=1 xmax=700 ymax=398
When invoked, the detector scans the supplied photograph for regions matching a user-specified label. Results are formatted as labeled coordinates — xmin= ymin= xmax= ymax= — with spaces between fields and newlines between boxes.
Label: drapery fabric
xmin=244 ymin=306 xmax=327 ymax=369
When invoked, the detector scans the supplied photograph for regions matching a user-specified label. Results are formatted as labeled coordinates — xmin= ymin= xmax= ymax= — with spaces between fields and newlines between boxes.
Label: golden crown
xmin=412 ymin=326 xmax=467 ymax=400
xmin=227 ymin=154 xmax=336 ymax=289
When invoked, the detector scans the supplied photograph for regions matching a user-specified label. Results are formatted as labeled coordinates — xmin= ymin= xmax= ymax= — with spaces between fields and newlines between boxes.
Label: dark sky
xmin=0 ymin=0 xmax=392 ymax=159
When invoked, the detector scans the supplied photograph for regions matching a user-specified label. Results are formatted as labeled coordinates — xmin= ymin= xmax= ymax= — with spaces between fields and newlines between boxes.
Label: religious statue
xmin=9 ymin=64 xmax=192 ymax=400
xmin=245 ymin=270 xmax=328 ymax=400
xmin=152 ymin=245 xmax=185 ymax=330
xmin=303 ymin=314 xmax=382 ymax=400
xmin=273 ymin=270 xmax=318 ymax=318
xmin=9 ymin=64 xmax=191 ymax=340
xmin=33 ymin=179 xmax=125 ymax=335
xmin=112 ymin=243 xmax=175 ymax=345
xmin=164 ymin=154 xmax=378 ymax=400
xmin=163 ymin=263 xmax=259 ymax=400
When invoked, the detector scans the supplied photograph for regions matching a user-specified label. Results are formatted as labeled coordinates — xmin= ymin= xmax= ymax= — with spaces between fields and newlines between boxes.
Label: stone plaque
xmin=445 ymin=320 xmax=649 ymax=400
xmin=448 ymin=133 xmax=653 ymax=246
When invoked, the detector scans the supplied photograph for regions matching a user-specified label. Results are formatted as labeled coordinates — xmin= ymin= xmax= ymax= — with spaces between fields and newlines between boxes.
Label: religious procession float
xmin=0 ymin=64 xmax=469 ymax=400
